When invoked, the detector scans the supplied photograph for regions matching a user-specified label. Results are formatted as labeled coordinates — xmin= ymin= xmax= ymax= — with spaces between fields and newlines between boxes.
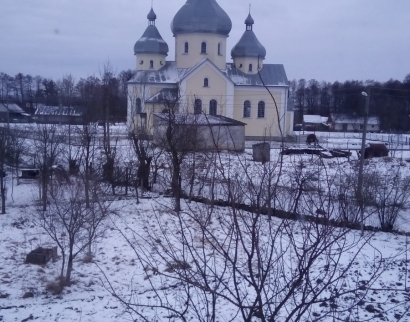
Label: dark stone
xmin=21 ymin=315 xmax=34 ymax=322
xmin=20 ymin=169 xmax=39 ymax=179
xmin=25 ymin=247 xmax=57 ymax=265
xmin=365 ymin=304 xmax=377 ymax=313
xmin=22 ymin=292 xmax=34 ymax=299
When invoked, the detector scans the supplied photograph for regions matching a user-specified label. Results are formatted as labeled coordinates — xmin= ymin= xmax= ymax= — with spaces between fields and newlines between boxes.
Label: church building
xmin=127 ymin=0 xmax=294 ymax=140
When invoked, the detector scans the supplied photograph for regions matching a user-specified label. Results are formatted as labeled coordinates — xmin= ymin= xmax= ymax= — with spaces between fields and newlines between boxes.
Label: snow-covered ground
xmin=1 ymin=138 xmax=410 ymax=321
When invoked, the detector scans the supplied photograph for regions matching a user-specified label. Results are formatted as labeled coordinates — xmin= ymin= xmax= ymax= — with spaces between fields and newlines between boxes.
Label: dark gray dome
xmin=134 ymin=25 xmax=169 ymax=56
xmin=171 ymin=0 xmax=232 ymax=36
xmin=147 ymin=8 xmax=157 ymax=21
xmin=244 ymin=13 xmax=254 ymax=25
xmin=231 ymin=15 xmax=266 ymax=59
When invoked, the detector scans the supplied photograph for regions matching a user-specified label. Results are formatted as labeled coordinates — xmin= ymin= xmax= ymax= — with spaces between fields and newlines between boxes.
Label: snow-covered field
xmin=1 ymin=140 xmax=410 ymax=321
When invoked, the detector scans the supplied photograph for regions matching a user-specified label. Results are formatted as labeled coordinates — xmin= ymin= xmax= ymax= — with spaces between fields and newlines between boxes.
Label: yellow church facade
xmin=127 ymin=0 xmax=294 ymax=140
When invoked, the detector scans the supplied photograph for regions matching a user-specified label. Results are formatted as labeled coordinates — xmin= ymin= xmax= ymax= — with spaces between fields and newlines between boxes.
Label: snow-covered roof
xmin=331 ymin=114 xmax=380 ymax=125
xmin=146 ymin=88 xmax=179 ymax=103
xmin=225 ymin=63 xmax=288 ymax=86
xmin=128 ymin=62 xmax=191 ymax=84
xmin=303 ymin=115 xmax=328 ymax=124
xmin=128 ymin=61 xmax=288 ymax=87
xmin=154 ymin=113 xmax=246 ymax=126
xmin=35 ymin=105 xmax=85 ymax=116
xmin=0 ymin=103 xmax=24 ymax=114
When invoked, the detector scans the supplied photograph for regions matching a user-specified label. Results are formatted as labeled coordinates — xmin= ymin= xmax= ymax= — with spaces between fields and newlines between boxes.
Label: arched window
xmin=136 ymin=98 xmax=142 ymax=114
xmin=204 ymin=78 xmax=209 ymax=87
xmin=184 ymin=42 xmax=189 ymax=53
xmin=209 ymin=99 xmax=217 ymax=115
xmin=150 ymin=60 xmax=154 ymax=68
xmin=258 ymin=101 xmax=265 ymax=118
xmin=249 ymin=64 xmax=253 ymax=72
xmin=243 ymin=100 xmax=251 ymax=118
xmin=201 ymin=42 xmax=207 ymax=54
xmin=218 ymin=43 xmax=221 ymax=55
xmin=194 ymin=99 xmax=202 ymax=114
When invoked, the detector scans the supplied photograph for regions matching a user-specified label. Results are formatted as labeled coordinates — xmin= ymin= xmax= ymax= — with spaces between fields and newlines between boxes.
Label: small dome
xmin=134 ymin=25 xmax=169 ymax=56
xmin=171 ymin=0 xmax=232 ymax=36
xmin=231 ymin=14 xmax=266 ymax=59
xmin=147 ymin=8 xmax=157 ymax=21
xmin=244 ymin=13 xmax=254 ymax=25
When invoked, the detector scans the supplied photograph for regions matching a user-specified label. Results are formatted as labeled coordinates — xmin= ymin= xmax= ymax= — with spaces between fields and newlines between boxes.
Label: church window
xmin=150 ymin=60 xmax=154 ymax=68
xmin=136 ymin=98 xmax=142 ymax=114
xmin=184 ymin=42 xmax=189 ymax=53
xmin=194 ymin=99 xmax=202 ymax=114
xmin=201 ymin=42 xmax=207 ymax=54
xmin=209 ymin=99 xmax=217 ymax=116
xmin=243 ymin=100 xmax=251 ymax=118
xmin=257 ymin=101 xmax=265 ymax=118
xmin=218 ymin=43 xmax=221 ymax=55
xmin=249 ymin=64 xmax=253 ymax=72
xmin=204 ymin=78 xmax=209 ymax=87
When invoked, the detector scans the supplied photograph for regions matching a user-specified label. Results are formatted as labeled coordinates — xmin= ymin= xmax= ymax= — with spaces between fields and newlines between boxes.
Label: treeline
xmin=0 ymin=66 xmax=136 ymax=123
xmin=290 ymin=74 xmax=410 ymax=131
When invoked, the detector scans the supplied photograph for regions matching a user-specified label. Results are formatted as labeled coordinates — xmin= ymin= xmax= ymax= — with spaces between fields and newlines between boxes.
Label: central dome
xmin=171 ymin=0 xmax=232 ymax=36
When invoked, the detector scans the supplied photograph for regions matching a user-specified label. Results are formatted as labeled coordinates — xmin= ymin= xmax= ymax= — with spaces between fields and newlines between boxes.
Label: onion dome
xmin=134 ymin=8 xmax=169 ymax=56
xmin=171 ymin=0 xmax=232 ymax=36
xmin=244 ymin=13 xmax=254 ymax=25
xmin=147 ymin=8 xmax=157 ymax=20
xmin=231 ymin=13 xmax=266 ymax=59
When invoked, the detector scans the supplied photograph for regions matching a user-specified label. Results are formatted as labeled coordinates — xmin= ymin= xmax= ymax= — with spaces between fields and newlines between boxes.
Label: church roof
xmin=225 ymin=63 xmax=288 ymax=86
xmin=134 ymin=9 xmax=169 ymax=56
xmin=147 ymin=8 xmax=157 ymax=21
xmin=171 ymin=0 xmax=232 ymax=36
xmin=134 ymin=25 xmax=169 ymax=56
xmin=129 ymin=61 xmax=288 ymax=87
xmin=129 ymin=62 xmax=191 ymax=84
xmin=231 ymin=13 xmax=266 ymax=59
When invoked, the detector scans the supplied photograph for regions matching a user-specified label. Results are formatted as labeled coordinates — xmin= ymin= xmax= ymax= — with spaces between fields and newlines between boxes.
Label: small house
xmin=330 ymin=114 xmax=380 ymax=132
xmin=302 ymin=115 xmax=329 ymax=131
xmin=34 ymin=105 xmax=87 ymax=125
xmin=153 ymin=113 xmax=245 ymax=152
xmin=0 ymin=103 xmax=28 ymax=123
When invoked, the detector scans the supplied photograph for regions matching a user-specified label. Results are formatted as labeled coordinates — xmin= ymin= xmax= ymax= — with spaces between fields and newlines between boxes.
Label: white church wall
xmin=183 ymin=64 xmax=230 ymax=115
xmin=233 ymin=57 xmax=264 ymax=75
xmin=135 ymin=54 xmax=167 ymax=71
xmin=233 ymin=87 xmax=287 ymax=138
xmin=175 ymin=33 xmax=227 ymax=70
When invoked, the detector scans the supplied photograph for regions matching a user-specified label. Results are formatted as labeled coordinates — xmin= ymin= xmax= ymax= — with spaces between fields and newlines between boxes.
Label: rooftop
xmin=129 ymin=61 xmax=288 ymax=87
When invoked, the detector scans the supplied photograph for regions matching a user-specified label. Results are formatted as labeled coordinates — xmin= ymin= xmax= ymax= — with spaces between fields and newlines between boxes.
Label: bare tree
xmin=0 ymin=126 xmax=11 ymax=214
xmin=369 ymin=166 xmax=410 ymax=231
xmin=108 ymin=158 xmax=400 ymax=321
xmin=34 ymin=124 xmax=65 ymax=211
xmin=8 ymin=125 xmax=28 ymax=186
xmin=36 ymin=178 xmax=111 ymax=286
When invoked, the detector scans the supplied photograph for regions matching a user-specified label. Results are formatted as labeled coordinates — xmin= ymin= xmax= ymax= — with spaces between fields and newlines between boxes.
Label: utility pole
xmin=358 ymin=89 xmax=370 ymax=235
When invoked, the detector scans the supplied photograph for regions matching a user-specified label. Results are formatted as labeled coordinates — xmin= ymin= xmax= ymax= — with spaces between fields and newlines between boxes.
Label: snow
xmin=1 ymin=136 xmax=410 ymax=321
xmin=303 ymin=115 xmax=328 ymax=124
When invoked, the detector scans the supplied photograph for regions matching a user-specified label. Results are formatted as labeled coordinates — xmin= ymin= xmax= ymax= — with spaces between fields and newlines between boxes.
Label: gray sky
xmin=1 ymin=0 xmax=409 ymax=83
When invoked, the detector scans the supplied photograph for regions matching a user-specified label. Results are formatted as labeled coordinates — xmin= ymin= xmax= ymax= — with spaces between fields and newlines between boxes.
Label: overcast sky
xmin=1 ymin=0 xmax=409 ymax=83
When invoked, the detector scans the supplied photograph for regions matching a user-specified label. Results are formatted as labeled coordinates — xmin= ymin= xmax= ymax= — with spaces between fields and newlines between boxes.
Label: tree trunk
xmin=65 ymin=253 xmax=74 ymax=285
xmin=42 ymin=169 xmax=47 ymax=211
xmin=172 ymin=159 xmax=181 ymax=212
xmin=1 ymin=172 xmax=5 ymax=214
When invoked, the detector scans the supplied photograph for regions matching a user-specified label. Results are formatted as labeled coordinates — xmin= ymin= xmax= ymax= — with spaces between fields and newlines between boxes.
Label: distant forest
xmin=1 ymin=69 xmax=410 ymax=131
xmin=0 ymin=67 xmax=136 ymax=123
xmin=290 ymin=74 xmax=410 ymax=132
